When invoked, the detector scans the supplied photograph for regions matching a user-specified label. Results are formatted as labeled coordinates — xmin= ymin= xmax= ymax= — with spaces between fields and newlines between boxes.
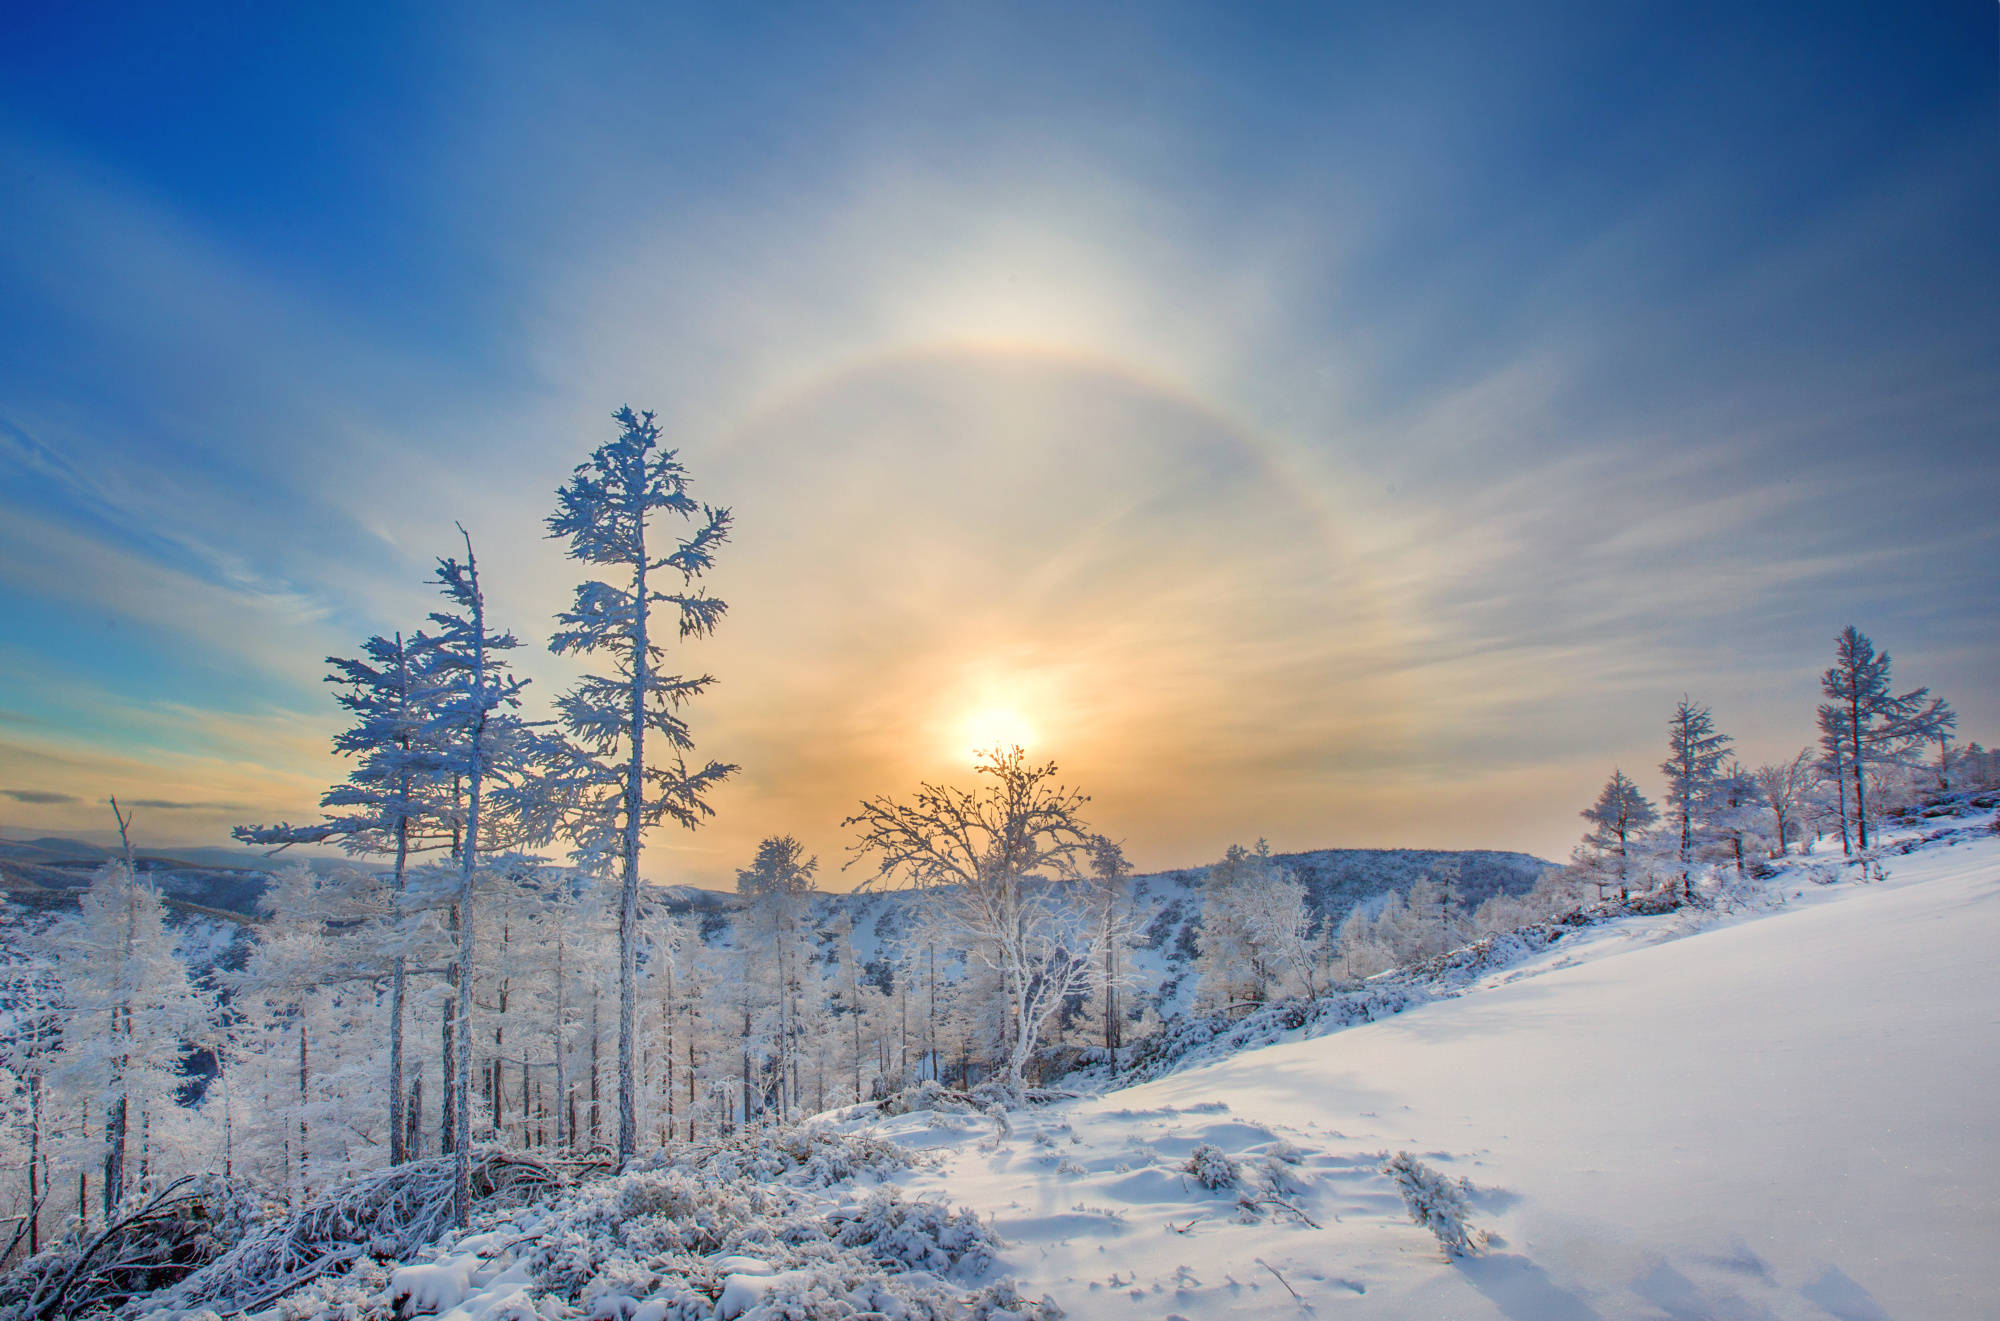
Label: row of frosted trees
xmin=1569 ymin=626 xmax=1972 ymax=902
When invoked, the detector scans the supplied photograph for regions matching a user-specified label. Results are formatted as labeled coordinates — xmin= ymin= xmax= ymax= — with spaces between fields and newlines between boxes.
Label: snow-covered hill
xmin=53 ymin=816 xmax=1993 ymax=1319
xmin=846 ymin=813 xmax=2000 ymax=1319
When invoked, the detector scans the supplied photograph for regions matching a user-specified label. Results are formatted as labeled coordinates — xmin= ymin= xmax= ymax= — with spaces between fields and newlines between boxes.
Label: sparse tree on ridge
xmin=845 ymin=747 xmax=1101 ymax=1094
xmin=1752 ymin=750 xmax=1816 ymax=857
xmin=547 ymin=406 xmax=736 ymax=1164
xmin=1660 ymin=697 xmax=1733 ymax=898
xmin=1817 ymin=626 xmax=1954 ymax=852
xmin=1576 ymin=770 xmax=1658 ymax=900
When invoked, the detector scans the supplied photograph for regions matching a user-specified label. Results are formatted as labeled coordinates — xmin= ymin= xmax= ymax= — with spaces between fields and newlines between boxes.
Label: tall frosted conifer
xmin=548 ymin=406 xmax=735 ymax=1164
xmin=1817 ymin=626 xmax=1953 ymax=852
xmin=1578 ymin=769 xmax=1657 ymax=899
xmin=427 ymin=528 xmax=527 ymax=1223
xmin=236 ymin=632 xmax=448 ymax=1165
xmin=1660 ymin=697 xmax=1732 ymax=897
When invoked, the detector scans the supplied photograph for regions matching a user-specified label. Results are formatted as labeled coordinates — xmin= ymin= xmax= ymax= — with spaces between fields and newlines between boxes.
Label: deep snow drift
xmin=852 ymin=821 xmax=2000 ymax=1320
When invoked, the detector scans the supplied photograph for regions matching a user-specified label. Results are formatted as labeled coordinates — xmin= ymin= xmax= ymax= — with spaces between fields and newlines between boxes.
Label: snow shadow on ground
xmin=1458 ymin=1253 xmax=1603 ymax=1321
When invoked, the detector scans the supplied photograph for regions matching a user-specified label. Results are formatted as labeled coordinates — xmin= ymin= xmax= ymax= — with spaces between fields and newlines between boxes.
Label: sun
xmin=958 ymin=703 xmax=1036 ymax=758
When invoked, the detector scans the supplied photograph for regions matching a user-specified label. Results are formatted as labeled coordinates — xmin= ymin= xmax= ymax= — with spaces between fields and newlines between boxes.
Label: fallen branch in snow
xmin=1256 ymin=1256 xmax=1304 ymax=1303
xmin=142 ymin=1149 xmax=564 ymax=1315
xmin=2 ymin=1176 xmax=236 ymax=1321
xmin=1238 ymin=1191 xmax=1323 ymax=1229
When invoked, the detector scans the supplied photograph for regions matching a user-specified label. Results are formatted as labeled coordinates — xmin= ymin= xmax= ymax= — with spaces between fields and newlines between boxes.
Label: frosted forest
xmin=0 ymin=409 xmax=1992 ymax=1319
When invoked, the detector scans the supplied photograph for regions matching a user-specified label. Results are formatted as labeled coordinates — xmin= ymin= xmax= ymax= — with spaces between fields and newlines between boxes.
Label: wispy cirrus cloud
xmin=2 ymin=788 xmax=78 ymax=805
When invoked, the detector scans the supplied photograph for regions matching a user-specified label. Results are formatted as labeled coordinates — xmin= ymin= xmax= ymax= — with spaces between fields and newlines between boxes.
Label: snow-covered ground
xmin=176 ymin=818 xmax=1995 ymax=1321
xmin=852 ymin=820 xmax=2000 ymax=1320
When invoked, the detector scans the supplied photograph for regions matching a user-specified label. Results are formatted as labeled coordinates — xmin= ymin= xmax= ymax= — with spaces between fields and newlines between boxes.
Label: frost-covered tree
xmin=1080 ymin=836 xmax=1139 ymax=1062
xmin=230 ymin=862 xmax=391 ymax=1194
xmin=1401 ymin=872 xmax=1468 ymax=960
xmin=0 ymin=907 xmax=58 ymax=1255
xmin=235 ymin=631 xmax=450 ymax=1166
xmin=1576 ymin=770 xmax=1658 ymax=900
xmin=845 ymin=748 xmax=1100 ymax=1093
xmin=735 ymin=836 xmax=818 ymax=1120
xmin=1711 ymin=761 xmax=1766 ymax=874
xmin=1660 ymin=697 xmax=1733 ymax=896
xmin=1334 ymin=905 xmax=1391 ymax=981
xmin=1192 ymin=842 xmax=1286 ymax=1014
xmin=1817 ymin=627 xmax=1954 ymax=851
xmin=1239 ymin=869 xmax=1325 ymax=999
xmin=48 ymin=821 xmax=213 ymax=1215
xmin=1751 ymin=750 xmax=1816 ymax=857
xmin=547 ymin=405 xmax=736 ymax=1164
xmin=426 ymin=530 xmax=529 ymax=1223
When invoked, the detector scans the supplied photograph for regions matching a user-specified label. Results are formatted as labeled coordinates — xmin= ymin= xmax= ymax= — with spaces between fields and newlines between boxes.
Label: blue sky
xmin=2 ymin=3 xmax=1995 ymax=883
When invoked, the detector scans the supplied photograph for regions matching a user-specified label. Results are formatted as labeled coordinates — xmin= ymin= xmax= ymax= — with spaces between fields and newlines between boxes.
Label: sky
xmin=1 ymin=2 xmax=1996 ymax=888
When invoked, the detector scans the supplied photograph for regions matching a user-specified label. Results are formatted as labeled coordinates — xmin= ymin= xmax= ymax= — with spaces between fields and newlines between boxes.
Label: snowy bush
xmin=1258 ymin=1154 xmax=1305 ymax=1196
xmin=826 ymin=1188 xmax=999 ymax=1276
xmin=630 ymin=1126 xmax=912 ymax=1191
xmin=1183 ymin=1143 xmax=1239 ymax=1191
xmin=965 ymin=1278 xmax=1065 ymax=1320
xmin=1381 ymin=1152 xmax=1482 ymax=1258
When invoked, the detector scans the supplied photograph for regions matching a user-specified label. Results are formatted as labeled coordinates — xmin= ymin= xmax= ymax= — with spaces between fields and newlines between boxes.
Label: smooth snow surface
xmin=869 ymin=827 xmax=1999 ymax=1319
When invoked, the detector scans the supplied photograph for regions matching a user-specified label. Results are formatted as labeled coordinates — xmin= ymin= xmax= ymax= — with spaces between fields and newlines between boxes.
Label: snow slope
xmin=863 ymin=822 xmax=2000 ymax=1320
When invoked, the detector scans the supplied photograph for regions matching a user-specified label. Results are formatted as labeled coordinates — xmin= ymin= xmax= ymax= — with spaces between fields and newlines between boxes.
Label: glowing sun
xmin=958 ymin=703 xmax=1036 ymax=758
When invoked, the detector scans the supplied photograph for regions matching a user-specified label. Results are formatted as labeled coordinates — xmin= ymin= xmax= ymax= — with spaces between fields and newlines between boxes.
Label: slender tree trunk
xmin=1849 ymin=694 xmax=1870 ymax=851
xmin=740 ymin=999 xmax=752 ymax=1126
xmin=662 ymin=956 xmax=674 ymax=1143
xmin=588 ymin=997 xmax=601 ymax=1150
xmin=298 ymin=1022 xmax=310 ymax=1193
xmin=617 ymin=471 xmax=650 ymax=1164
xmin=386 ymin=634 xmax=414 ymax=1165
xmin=552 ymin=933 xmax=567 ymax=1151
xmin=451 ymin=542 xmax=488 ymax=1226
xmin=407 ymin=1068 xmax=423 ymax=1159
xmin=25 ymin=1071 xmax=39 ymax=1255
xmin=387 ymin=808 xmax=411 ymax=1165
xmin=442 ymin=960 xmax=457 ymax=1155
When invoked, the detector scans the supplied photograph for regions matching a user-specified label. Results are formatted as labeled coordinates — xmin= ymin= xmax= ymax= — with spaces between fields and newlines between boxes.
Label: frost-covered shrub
xmin=965 ymin=1279 xmax=1065 ymax=1320
xmin=1258 ymin=1154 xmax=1304 ymax=1196
xmin=878 ymin=1080 xmax=982 ymax=1117
xmin=969 ymin=1079 xmax=1026 ymax=1110
xmin=826 ymin=1189 xmax=999 ymax=1276
xmin=1381 ymin=1152 xmax=1482 ymax=1258
xmin=631 ymin=1127 xmax=911 ymax=1191
xmin=1266 ymin=1139 xmax=1306 ymax=1165
xmin=1183 ymin=1143 xmax=1239 ymax=1191
xmin=269 ymin=1256 xmax=390 ymax=1321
